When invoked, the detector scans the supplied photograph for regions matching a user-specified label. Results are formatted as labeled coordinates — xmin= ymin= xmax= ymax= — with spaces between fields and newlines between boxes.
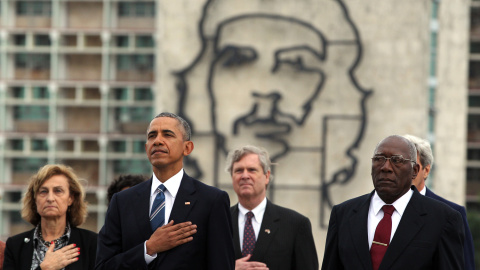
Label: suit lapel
xmin=169 ymin=173 xmax=196 ymax=224
xmin=251 ymin=200 xmax=279 ymax=262
xmin=379 ymin=190 xmax=426 ymax=270
xmin=231 ymin=205 xmax=243 ymax=259
xmin=133 ymin=179 xmax=155 ymax=239
xmin=348 ymin=192 xmax=374 ymax=270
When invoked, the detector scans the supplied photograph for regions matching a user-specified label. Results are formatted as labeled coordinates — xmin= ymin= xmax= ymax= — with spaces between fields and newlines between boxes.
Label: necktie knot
xmin=382 ymin=205 xmax=395 ymax=216
xmin=157 ymin=184 xmax=166 ymax=193
xmin=246 ymin=211 xmax=254 ymax=221
xmin=150 ymin=184 xmax=166 ymax=231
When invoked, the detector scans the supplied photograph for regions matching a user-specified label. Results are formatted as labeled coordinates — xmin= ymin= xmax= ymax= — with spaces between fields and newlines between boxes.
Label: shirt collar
xmin=238 ymin=197 xmax=267 ymax=222
xmin=419 ymin=186 xmax=426 ymax=195
xmin=372 ymin=188 xmax=413 ymax=217
xmin=151 ymin=169 xmax=184 ymax=198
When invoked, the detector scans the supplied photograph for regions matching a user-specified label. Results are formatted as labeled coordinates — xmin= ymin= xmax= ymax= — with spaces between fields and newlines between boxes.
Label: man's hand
xmin=146 ymin=220 xmax=197 ymax=255
xmin=40 ymin=242 xmax=80 ymax=270
xmin=235 ymin=255 xmax=269 ymax=270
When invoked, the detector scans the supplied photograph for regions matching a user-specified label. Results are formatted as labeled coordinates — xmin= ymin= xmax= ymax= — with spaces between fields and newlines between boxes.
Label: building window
xmin=111 ymin=141 xmax=127 ymax=153
xmin=15 ymin=53 xmax=50 ymax=70
xmin=35 ymin=35 xmax=51 ymax=46
xmin=10 ymin=139 xmax=24 ymax=151
xmin=136 ymin=35 xmax=154 ymax=48
xmin=133 ymin=140 xmax=145 ymax=153
xmin=135 ymin=88 xmax=153 ymax=101
xmin=113 ymin=159 xmax=150 ymax=174
xmin=116 ymin=35 xmax=129 ymax=48
xmin=13 ymin=35 xmax=26 ymax=46
xmin=116 ymin=55 xmax=154 ymax=71
xmin=32 ymin=139 xmax=48 ymax=151
xmin=114 ymin=88 xmax=127 ymax=100
xmin=118 ymin=2 xmax=155 ymax=17
xmin=12 ymin=158 xmax=48 ymax=172
xmin=16 ymin=1 xmax=51 ymax=17
xmin=115 ymin=107 xmax=152 ymax=122
xmin=14 ymin=106 xmax=49 ymax=120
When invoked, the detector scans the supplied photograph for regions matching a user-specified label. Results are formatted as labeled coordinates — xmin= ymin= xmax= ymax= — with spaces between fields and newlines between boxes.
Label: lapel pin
xmin=185 ymin=202 xmax=191 ymax=205
xmin=24 ymin=238 xmax=30 ymax=243
xmin=265 ymin=229 xmax=270 ymax=234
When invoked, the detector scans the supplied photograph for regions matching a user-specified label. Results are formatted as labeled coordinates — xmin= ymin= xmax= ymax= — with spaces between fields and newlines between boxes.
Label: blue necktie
xmin=150 ymin=184 xmax=166 ymax=231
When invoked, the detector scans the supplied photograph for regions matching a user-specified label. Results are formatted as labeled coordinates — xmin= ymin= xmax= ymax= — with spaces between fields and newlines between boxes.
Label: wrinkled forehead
xmin=202 ymin=0 xmax=357 ymax=41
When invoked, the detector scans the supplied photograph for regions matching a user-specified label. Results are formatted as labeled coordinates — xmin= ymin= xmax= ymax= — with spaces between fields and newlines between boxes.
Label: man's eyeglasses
xmin=371 ymin=155 xmax=415 ymax=166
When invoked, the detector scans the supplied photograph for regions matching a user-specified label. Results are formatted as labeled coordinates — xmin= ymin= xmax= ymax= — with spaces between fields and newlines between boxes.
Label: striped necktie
xmin=150 ymin=184 xmax=166 ymax=231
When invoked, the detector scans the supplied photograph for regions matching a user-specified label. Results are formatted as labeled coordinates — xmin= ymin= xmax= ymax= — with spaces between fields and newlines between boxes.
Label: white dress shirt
xmin=367 ymin=189 xmax=413 ymax=249
xmin=144 ymin=169 xmax=184 ymax=264
xmin=238 ymin=197 xmax=267 ymax=250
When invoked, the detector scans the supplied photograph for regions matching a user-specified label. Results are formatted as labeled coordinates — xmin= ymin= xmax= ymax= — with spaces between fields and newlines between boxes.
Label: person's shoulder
xmin=426 ymin=188 xmax=465 ymax=214
xmin=416 ymin=192 xmax=463 ymax=219
xmin=5 ymin=229 xmax=34 ymax=245
xmin=188 ymin=175 xmax=226 ymax=195
xmin=268 ymin=201 xmax=310 ymax=223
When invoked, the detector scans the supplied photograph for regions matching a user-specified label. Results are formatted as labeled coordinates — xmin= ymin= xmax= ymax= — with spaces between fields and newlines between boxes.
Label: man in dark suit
xmin=321 ymin=135 xmax=465 ymax=270
xmin=95 ymin=112 xmax=235 ymax=270
xmin=404 ymin=134 xmax=475 ymax=270
xmin=226 ymin=145 xmax=318 ymax=270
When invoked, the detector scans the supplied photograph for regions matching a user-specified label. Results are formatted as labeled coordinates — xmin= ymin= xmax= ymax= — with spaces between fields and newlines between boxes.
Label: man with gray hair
xmin=403 ymin=134 xmax=475 ymax=270
xmin=226 ymin=145 xmax=318 ymax=270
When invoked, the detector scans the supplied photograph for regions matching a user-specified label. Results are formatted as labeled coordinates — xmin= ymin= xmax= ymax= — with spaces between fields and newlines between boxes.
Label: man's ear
xmin=412 ymin=163 xmax=420 ymax=180
xmin=423 ymin=164 xmax=431 ymax=180
xmin=183 ymin=141 xmax=194 ymax=156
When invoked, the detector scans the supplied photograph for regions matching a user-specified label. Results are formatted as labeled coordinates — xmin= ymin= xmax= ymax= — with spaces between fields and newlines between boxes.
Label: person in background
xmin=107 ymin=174 xmax=146 ymax=205
xmin=321 ymin=135 xmax=464 ymax=270
xmin=3 ymin=164 xmax=97 ymax=270
xmin=226 ymin=145 xmax=318 ymax=270
xmin=403 ymin=134 xmax=475 ymax=270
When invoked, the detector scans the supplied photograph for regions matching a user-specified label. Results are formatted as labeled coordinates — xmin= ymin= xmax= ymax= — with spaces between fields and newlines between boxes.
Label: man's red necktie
xmin=370 ymin=205 xmax=395 ymax=270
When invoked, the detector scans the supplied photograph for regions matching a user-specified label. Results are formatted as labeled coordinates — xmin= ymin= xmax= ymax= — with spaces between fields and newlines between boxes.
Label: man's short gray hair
xmin=225 ymin=145 xmax=274 ymax=181
xmin=374 ymin=135 xmax=417 ymax=162
xmin=403 ymin=134 xmax=434 ymax=167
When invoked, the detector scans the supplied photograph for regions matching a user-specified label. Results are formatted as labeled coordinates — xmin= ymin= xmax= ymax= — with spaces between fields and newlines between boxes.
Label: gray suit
xmin=231 ymin=200 xmax=319 ymax=270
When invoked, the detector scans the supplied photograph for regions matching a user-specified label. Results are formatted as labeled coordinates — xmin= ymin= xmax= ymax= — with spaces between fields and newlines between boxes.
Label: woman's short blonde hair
xmin=21 ymin=164 xmax=88 ymax=227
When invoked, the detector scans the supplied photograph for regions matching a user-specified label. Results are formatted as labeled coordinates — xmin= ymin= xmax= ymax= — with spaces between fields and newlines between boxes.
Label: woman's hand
xmin=39 ymin=242 xmax=79 ymax=270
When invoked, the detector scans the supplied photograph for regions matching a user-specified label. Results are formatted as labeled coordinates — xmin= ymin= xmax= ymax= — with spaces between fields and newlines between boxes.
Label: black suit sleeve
xmin=436 ymin=210 xmax=465 ymax=270
xmin=293 ymin=216 xmax=319 ymax=270
xmin=206 ymin=191 xmax=235 ymax=270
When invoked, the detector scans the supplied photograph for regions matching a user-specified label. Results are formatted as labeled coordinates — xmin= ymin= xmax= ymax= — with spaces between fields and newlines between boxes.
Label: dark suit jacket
xmin=95 ymin=173 xmax=235 ymax=270
xmin=231 ymin=200 xmax=319 ymax=270
xmin=425 ymin=187 xmax=475 ymax=270
xmin=321 ymin=187 xmax=465 ymax=270
xmin=3 ymin=227 xmax=97 ymax=270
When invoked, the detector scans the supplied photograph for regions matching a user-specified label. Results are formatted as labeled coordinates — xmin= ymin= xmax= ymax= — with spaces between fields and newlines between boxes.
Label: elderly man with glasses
xmin=321 ymin=135 xmax=465 ymax=270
